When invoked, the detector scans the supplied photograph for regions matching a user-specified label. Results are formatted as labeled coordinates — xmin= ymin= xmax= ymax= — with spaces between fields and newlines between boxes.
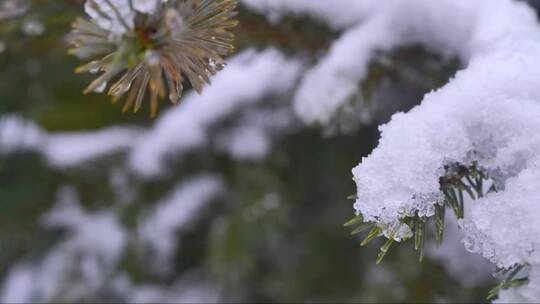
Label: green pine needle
xmin=435 ymin=203 xmax=445 ymax=246
xmin=347 ymin=162 xmax=512 ymax=297
xmin=376 ymin=236 xmax=395 ymax=264
xmin=457 ymin=180 xmax=475 ymax=200
xmin=487 ymin=265 xmax=528 ymax=300
xmin=347 ymin=194 xmax=358 ymax=200
xmin=361 ymin=226 xmax=382 ymax=246
xmin=413 ymin=217 xmax=426 ymax=262
xmin=350 ymin=222 xmax=374 ymax=235
xmin=344 ymin=215 xmax=363 ymax=227
xmin=487 ymin=278 xmax=529 ymax=300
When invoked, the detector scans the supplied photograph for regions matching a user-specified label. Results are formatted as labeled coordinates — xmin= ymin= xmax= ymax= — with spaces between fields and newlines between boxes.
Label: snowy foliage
xmin=1 ymin=49 xmax=301 ymax=173
xmin=1 ymin=187 xmax=126 ymax=302
xmin=0 ymin=47 xmax=301 ymax=301
xmin=0 ymin=115 xmax=140 ymax=168
xmin=129 ymin=49 xmax=302 ymax=176
xmin=427 ymin=214 xmax=494 ymax=287
xmin=0 ymin=176 xmax=222 ymax=302
xmin=139 ymin=175 xmax=223 ymax=270
xmin=2 ymin=0 xmax=540 ymax=301
xmin=240 ymin=0 xmax=370 ymax=30
xmin=336 ymin=0 xmax=540 ymax=301
xmin=243 ymin=0 xmax=540 ymax=300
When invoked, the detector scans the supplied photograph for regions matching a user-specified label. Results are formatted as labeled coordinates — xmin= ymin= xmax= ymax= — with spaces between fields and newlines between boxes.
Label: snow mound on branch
xmin=428 ymin=214 xmax=494 ymax=287
xmin=355 ymin=93 xmax=540 ymax=225
xmin=139 ymin=175 xmax=223 ymax=270
xmin=0 ymin=115 xmax=44 ymax=154
xmin=0 ymin=177 xmax=222 ymax=302
xmin=126 ymin=275 xmax=218 ymax=303
xmin=224 ymin=126 xmax=269 ymax=161
xmin=293 ymin=16 xmax=398 ymax=125
xmin=496 ymin=267 xmax=540 ymax=303
xmin=461 ymin=159 xmax=540 ymax=268
xmin=353 ymin=0 xmax=540 ymax=225
xmin=240 ymin=0 xmax=377 ymax=29
xmin=0 ymin=115 xmax=140 ymax=168
xmin=348 ymin=0 xmax=540 ymax=300
xmin=1 ymin=49 xmax=301 ymax=175
xmin=129 ymin=49 xmax=302 ymax=177
xmin=45 ymin=127 xmax=140 ymax=167
xmin=292 ymin=0 xmax=534 ymax=125
xmin=1 ymin=187 xmax=127 ymax=302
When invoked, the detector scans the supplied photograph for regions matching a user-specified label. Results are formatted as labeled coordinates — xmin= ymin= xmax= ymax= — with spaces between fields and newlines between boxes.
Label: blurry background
xmin=3 ymin=0 xmax=533 ymax=302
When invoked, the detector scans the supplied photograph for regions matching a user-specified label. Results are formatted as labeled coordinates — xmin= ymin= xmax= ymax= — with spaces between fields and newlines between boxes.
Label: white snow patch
xmin=428 ymin=214 xmax=494 ymax=287
xmin=1 ymin=186 xmax=127 ymax=302
xmin=129 ymin=49 xmax=302 ymax=177
xmin=0 ymin=115 xmax=140 ymax=168
xmin=225 ymin=126 xmax=269 ymax=161
xmin=139 ymin=175 xmax=223 ymax=268
xmin=84 ymin=0 xmax=165 ymax=34
xmin=44 ymin=127 xmax=139 ymax=167
xmin=240 ymin=0 xmax=379 ymax=30
xmin=0 ymin=115 xmax=44 ymax=154
xmin=348 ymin=0 xmax=540 ymax=299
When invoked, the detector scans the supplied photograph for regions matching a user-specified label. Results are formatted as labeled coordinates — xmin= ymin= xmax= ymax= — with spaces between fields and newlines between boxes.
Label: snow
xmin=496 ymin=267 xmax=540 ymax=303
xmin=293 ymin=16 xmax=398 ymax=125
xmin=1 ymin=49 xmax=301 ymax=175
xmin=0 ymin=115 xmax=140 ymax=168
xmin=132 ymin=0 xmax=163 ymax=14
xmin=352 ymin=0 xmax=540 ymax=231
xmin=85 ymin=0 xmax=135 ymax=34
xmin=104 ymin=272 xmax=218 ymax=303
xmin=0 ymin=264 xmax=35 ymax=304
xmin=428 ymin=214 xmax=494 ymax=287
xmin=292 ymin=0 xmax=540 ymax=126
xmin=128 ymin=277 xmax=218 ymax=303
xmin=129 ymin=49 xmax=302 ymax=176
xmin=0 ymin=115 xmax=44 ymax=154
xmin=240 ymin=0 xmax=374 ymax=30
xmin=139 ymin=175 xmax=223 ymax=269
xmin=42 ymin=188 xmax=126 ymax=262
xmin=223 ymin=126 xmax=269 ymax=161
xmin=85 ymin=0 xmax=165 ymax=34
xmin=44 ymin=127 xmax=140 ymax=167
xmin=0 ymin=177 xmax=223 ymax=302
xmin=1 ymin=187 xmax=127 ymax=302
xmin=3 ymin=0 xmax=540 ymax=300
xmin=217 ymin=106 xmax=294 ymax=161
xmin=346 ymin=0 xmax=540 ymax=300
xmin=461 ymin=160 xmax=540 ymax=268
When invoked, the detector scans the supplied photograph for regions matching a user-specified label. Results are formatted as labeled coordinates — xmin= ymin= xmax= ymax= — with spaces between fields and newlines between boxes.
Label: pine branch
xmin=345 ymin=161 xmax=529 ymax=299
xmin=487 ymin=264 xmax=529 ymax=300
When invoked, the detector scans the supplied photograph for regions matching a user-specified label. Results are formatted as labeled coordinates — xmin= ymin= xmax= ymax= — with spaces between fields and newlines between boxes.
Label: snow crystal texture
xmin=345 ymin=0 xmax=540 ymax=301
